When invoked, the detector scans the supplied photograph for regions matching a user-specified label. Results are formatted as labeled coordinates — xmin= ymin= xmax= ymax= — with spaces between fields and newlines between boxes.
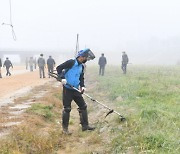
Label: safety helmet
xmin=76 ymin=48 xmax=95 ymax=60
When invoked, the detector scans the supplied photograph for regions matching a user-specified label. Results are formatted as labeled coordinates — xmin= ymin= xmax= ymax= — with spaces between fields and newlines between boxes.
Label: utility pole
xmin=75 ymin=34 xmax=79 ymax=56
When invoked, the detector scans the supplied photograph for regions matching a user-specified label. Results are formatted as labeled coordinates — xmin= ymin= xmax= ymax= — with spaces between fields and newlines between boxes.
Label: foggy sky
xmin=0 ymin=0 xmax=180 ymax=65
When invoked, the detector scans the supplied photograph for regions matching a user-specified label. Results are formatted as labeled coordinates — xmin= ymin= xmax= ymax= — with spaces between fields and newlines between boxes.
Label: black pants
xmin=62 ymin=87 xmax=87 ymax=129
xmin=39 ymin=66 xmax=45 ymax=78
xmin=6 ymin=67 xmax=11 ymax=76
xmin=99 ymin=65 xmax=105 ymax=76
xmin=63 ymin=87 xmax=87 ymax=110
xmin=121 ymin=63 xmax=127 ymax=74
xmin=48 ymin=66 xmax=54 ymax=77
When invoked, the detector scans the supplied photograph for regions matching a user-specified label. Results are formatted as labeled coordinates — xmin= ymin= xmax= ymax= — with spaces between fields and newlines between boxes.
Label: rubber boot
xmin=62 ymin=110 xmax=71 ymax=135
xmin=79 ymin=109 xmax=95 ymax=131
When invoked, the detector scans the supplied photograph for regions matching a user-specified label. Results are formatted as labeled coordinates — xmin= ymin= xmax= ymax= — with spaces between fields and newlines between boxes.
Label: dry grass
xmin=0 ymin=81 xmax=65 ymax=154
xmin=0 ymin=125 xmax=64 ymax=154
xmin=14 ymin=95 xmax=32 ymax=104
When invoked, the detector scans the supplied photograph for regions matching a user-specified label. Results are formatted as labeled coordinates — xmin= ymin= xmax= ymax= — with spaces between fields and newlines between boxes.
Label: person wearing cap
xmin=3 ymin=57 xmax=13 ymax=76
xmin=37 ymin=54 xmax=46 ymax=78
xmin=56 ymin=48 xmax=95 ymax=135
xmin=121 ymin=51 xmax=129 ymax=74
xmin=47 ymin=55 xmax=56 ymax=78
xmin=98 ymin=53 xmax=107 ymax=76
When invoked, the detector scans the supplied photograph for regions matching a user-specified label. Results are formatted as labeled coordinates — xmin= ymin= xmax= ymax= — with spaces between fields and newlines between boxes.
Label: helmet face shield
xmin=86 ymin=50 xmax=95 ymax=61
xmin=77 ymin=48 xmax=95 ymax=61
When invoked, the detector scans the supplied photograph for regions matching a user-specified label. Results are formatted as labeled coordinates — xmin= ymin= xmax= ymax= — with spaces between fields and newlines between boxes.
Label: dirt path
xmin=0 ymin=66 xmax=51 ymax=136
xmin=0 ymin=66 xmax=49 ymax=100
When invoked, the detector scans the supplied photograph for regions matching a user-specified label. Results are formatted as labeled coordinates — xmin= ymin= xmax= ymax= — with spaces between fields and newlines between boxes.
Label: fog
xmin=0 ymin=0 xmax=180 ymax=65
xmin=3 ymin=54 xmax=21 ymax=63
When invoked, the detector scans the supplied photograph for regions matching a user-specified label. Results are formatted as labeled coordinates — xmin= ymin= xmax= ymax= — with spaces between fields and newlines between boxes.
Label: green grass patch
xmin=27 ymin=103 xmax=54 ymax=120
xmin=87 ymin=65 xmax=180 ymax=154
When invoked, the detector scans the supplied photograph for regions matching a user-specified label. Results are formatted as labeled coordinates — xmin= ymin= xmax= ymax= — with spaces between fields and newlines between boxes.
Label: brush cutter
xmin=49 ymin=72 xmax=126 ymax=121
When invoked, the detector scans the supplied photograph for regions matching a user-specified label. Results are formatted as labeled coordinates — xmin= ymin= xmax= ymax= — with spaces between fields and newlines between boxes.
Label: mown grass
xmin=87 ymin=65 xmax=180 ymax=154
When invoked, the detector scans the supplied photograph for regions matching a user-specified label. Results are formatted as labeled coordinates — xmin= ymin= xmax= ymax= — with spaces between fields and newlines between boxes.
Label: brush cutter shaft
xmin=48 ymin=72 xmax=125 ymax=119
xmin=85 ymin=93 xmax=124 ymax=118
xmin=67 ymin=86 xmax=112 ymax=110
xmin=113 ymin=110 xmax=122 ymax=116
xmin=83 ymin=93 xmax=112 ymax=110
xmin=70 ymin=85 xmax=124 ymax=118
xmin=49 ymin=73 xmax=58 ymax=79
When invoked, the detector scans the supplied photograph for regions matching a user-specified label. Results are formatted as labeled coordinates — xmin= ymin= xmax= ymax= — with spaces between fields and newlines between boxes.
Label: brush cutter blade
xmin=120 ymin=117 xmax=126 ymax=122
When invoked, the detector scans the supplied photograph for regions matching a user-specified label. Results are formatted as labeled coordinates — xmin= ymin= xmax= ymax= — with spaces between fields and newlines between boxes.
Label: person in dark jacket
xmin=3 ymin=57 xmax=13 ymax=76
xmin=0 ymin=58 xmax=2 ymax=78
xmin=121 ymin=51 xmax=129 ymax=74
xmin=98 ymin=53 xmax=107 ymax=76
xmin=37 ymin=54 xmax=46 ymax=78
xmin=56 ymin=48 xmax=95 ymax=135
xmin=47 ymin=56 xmax=56 ymax=78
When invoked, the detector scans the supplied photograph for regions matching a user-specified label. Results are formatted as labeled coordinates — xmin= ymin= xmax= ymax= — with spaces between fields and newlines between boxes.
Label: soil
xmin=0 ymin=66 xmax=51 ymax=136
xmin=0 ymin=66 xmax=49 ymax=99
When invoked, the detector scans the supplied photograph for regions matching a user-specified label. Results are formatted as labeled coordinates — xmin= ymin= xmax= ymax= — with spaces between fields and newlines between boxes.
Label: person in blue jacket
xmin=56 ymin=48 xmax=95 ymax=134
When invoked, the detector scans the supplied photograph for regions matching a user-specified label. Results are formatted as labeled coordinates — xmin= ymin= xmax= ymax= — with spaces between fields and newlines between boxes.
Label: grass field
xmin=88 ymin=65 xmax=180 ymax=154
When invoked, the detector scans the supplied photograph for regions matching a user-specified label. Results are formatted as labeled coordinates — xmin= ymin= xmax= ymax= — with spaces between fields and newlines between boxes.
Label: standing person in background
xmin=3 ymin=57 xmax=13 ymax=76
xmin=34 ymin=58 xmax=37 ymax=69
xmin=0 ymin=58 xmax=2 ymax=78
xmin=25 ymin=57 xmax=28 ymax=70
xmin=29 ymin=57 xmax=34 ymax=72
xmin=47 ymin=56 xmax=56 ymax=78
xmin=98 ymin=53 xmax=107 ymax=76
xmin=37 ymin=54 xmax=46 ymax=78
xmin=121 ymin=51 xmax=129 ymax=74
